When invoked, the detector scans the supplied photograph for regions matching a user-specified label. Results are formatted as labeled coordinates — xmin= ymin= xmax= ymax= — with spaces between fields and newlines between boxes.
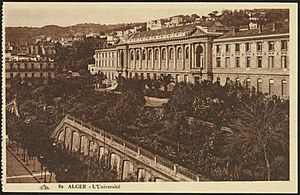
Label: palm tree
xmin=227 ymin=97 xmax=289 ymax=181
xmin=159 ymin=74 xmax=174 ymax=92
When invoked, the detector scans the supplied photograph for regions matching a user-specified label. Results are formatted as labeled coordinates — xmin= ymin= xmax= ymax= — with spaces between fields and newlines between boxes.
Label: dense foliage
xmin=7 ymin=74 xmax=289 ymax=181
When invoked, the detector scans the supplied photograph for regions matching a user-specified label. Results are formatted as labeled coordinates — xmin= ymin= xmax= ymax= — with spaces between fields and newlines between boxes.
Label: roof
xmin=129 ymin=24 xmax=197 ymax=40
xmin=218 ymin=22 xmax=289 ymax=39
xmin=127 ymin=23 xmax=222 ymax=43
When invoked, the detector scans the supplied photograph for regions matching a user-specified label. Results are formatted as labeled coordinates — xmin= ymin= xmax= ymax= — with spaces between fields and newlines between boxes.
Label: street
xmin=6 ymin=148 xmax=40 ymax=183
xmin=6 ymin=145 xmax=57 ymax=183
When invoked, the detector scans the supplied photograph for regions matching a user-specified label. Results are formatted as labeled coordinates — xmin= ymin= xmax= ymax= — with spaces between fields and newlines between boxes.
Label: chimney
xmin=258 ymin=25 xmax=263 ymax=33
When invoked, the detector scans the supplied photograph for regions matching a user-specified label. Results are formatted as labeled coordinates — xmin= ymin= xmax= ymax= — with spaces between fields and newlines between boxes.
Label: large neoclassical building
xmin=88 ymin=22 xmax=289 ymax=98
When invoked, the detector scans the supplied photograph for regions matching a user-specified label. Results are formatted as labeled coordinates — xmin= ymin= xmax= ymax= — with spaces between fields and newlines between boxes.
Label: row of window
xmin=9 ymin=72 xmax=52 ymax=78
xmin=97 ymin=52 xmax=115 ymax=59
xmin=130 ymin=47 xmax=194 ymax=61
xmin=216 ymin=56 xmax=288 ymax=69
xmin=8 ymin=63 xmax=54 ymax=70
xmin=110 ymin=71 xmax=289 ymax=96
xmin=97 ymin=59 xmax=115 ymax=67
xmin=127 ymin=72 xmax=190 ymax=83
xmin=223 ymin=77 xmax=288 ymax=96
xmin=216 ymin=40 xmax=288 ymax=53
xmin=259 ymin=78 xmax=286 ymax=95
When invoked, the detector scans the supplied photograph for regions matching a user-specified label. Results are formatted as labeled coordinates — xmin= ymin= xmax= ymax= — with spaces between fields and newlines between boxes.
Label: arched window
xmin=154 ymin=49 xmax=159 ymax=61
xmin=120 ymin=51 xmax=124 ymax=68
xmin=136 ymin=50 xmax=140 ymax=60
xmin=195 ymin=45 xmax=203 ymax=68
xmin=177 ymin=47 xmax=182 ymax=59
xmin=282 ymin=79 xmax=287 ymax=96
xmin=185 ymin=47 xmax=189 ymax=59
xmin=162 ymin=48 xmax=166 ymax=60
xmin=269 ymin=79 xmax=274 ymax=95
xmin=169 ymin=48 xmax=174 ymax=60
xmin=226 ymin=77 xmax=231 ymax=85
xmin=130 ymin=51 xmax=134 ymax=61
xmin=142 ymin=50 xmax=146 ymax=60
xmin=246 ymin=78 xmax=251 ymax=88
xmin=148 ymin=50 xmax=152 ymax=60
xmin=257 ymin=78 xmax=262 ymax=92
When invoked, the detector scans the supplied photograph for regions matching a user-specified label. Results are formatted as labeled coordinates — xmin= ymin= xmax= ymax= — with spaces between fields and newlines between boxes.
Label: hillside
xmin=5 ymin=22 xmax=146 ymax=43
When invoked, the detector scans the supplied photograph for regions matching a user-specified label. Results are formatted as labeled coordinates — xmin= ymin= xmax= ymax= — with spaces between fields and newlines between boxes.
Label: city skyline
xmin=3 ymin=2 xmax=288 ymax=27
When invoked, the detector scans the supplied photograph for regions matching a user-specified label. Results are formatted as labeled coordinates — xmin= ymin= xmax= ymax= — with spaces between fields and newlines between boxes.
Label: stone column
xmin=139 ymin=49 xmax=143 ymax=70
xmin=128 ymin=49 xmax=131 ymax=70
xmin=63 ymin=129 xmax=67 ymax=145
xmin=118 ymin=157 xmax=124 ymax=180
xmin=116 ymin=50 xmax=119 ymax=68
xmin=69 ymin=131 xmax=74 ymax=151
xmin=145 ymin=48 xmax=148 ymax=70
xmin=159 ymin=47 xmax=162 ymax=70
xmin=152 ymin=48 xmax=155 ymax=70
xmin=182 ymin=44 xmax=185 ymax=71
xmin=174 ymin=45 xmax=178 ymax=70
xmin=124 ymin=48 xmax=128 ymax=70
xmin=166 ymin=46 xmax=169 ymax=70
xmin=190 ymin=43 xmax=194 ymax=69
xmin=134 ymin=49 xmax=137 ymax=70
xmin=204 ymin=42 xmax=207 ymax=70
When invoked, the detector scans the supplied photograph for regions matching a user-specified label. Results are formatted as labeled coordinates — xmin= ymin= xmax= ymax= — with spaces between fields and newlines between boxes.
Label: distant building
xmin=60 ymin=35 xmax=74 ymax=47
xmin=194 ymin=21 xmax=230 ymax=33
xmin=213 ymin=22 xmax=289 ymax=98
xmin=147 ymin=19 xmax=165 ymax=31
xmin=170 ymin=16 xmax=184 ymax=25
xmin=106 ymin=35 xmax=120 ymax=46
xmin=116 ymin=30 xmax=125 ymax=37
xmin=5 ymin=60 xmax=56 ymax=90
xmin=89 ymin=21 xmax=289 ymax=98
xmin=38 ymin=41 xmax=56 ymax=56
xmin=86 ymin=32 xmax=100 ymax=38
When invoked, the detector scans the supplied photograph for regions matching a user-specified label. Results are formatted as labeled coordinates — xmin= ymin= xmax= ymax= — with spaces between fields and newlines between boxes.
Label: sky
xmin=3 ymin=2 xmax=291 ymax=27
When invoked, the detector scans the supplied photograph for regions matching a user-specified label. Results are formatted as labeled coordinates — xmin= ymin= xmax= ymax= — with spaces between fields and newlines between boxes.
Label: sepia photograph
xmin=2 ymin=1 xmax=298 ymax=193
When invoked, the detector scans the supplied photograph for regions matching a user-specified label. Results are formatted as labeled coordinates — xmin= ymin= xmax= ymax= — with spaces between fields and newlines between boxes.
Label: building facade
xmin=89 ymin=22 xmax=289 ymax=98
xmin=212 ymin=23 xmax=289 ymax=98
xmin=5 ymin=60 xmax=56 ymax=90
xmin=89 ymin=24 xmax=222 ymax=84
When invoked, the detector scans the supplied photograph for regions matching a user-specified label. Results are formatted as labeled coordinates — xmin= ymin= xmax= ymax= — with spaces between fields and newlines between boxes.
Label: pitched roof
xmin=129 ymin=24 xmax=198 ymax=40
xmin=218 ymin=22 xmax=289 ymax=39
xmin=127 ymin=23 xmax=225 ymax=43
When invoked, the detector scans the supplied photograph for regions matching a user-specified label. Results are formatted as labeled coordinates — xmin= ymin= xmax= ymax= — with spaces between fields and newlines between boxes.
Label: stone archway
xmin=122 ymin=160 xmax=135 ymax=180
xmin=71 ymin=131 xmax=81 ymax=152
xmin=110 ymin=153 xmax=121 ymax=173
xmin=99 ymin=146 xmax=109 ymax=162
xmin=80 ymin=135 xmax=89 ymax=156
xmin=89 ymin=140 xmax=98 ymax=158
xmin=57 ymin=129 xmax=65 ymax=143
xmin=195 ymin=45 xmax=203 ymax=68
xmin=137 ymin=168 xmax=152 ymax=182
xmin=65 ymin=127 xmax=73 ymax=150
